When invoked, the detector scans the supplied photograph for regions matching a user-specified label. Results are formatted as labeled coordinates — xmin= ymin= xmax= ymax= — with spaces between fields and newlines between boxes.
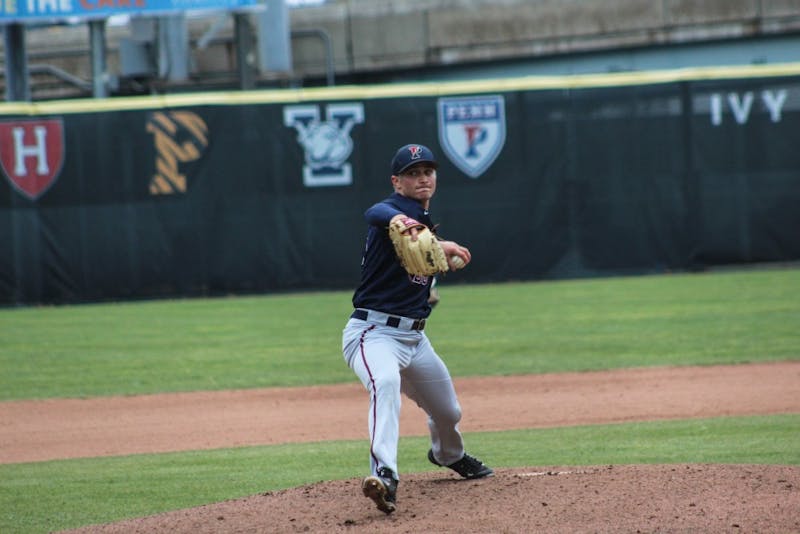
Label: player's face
xmin=392 ymin=164 xmax=437 ymax=204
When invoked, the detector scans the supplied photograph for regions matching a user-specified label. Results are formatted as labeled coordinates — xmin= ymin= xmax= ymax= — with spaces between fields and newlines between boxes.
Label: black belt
xmin=351 ymin=309 xmax=426 ymax=331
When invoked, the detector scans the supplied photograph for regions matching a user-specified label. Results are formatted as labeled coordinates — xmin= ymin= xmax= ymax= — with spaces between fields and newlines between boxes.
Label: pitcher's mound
xmin=65 ymin=464 xmax=799 ymax=533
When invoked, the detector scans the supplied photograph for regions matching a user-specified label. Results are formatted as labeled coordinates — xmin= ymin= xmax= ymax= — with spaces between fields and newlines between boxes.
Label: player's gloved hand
xmin=390 ymin=216 xmax=425 ymax=241
xmin=388 ymin=215 xmax=449 ymax=276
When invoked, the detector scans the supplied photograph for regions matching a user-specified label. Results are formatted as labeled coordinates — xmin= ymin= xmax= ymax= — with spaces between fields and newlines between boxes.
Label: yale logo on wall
xmin=437 ymin=95 xmax=506 ymax=178
xmin=146 ymin=111 xmax=209 ymax=195
xmin=283 ymin=103 xmax=364 ymax=187
xmin=0 ymin=119 xmax=65 ymax=200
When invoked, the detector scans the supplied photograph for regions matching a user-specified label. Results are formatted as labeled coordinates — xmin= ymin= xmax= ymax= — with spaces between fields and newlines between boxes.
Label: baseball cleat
xmin=362 ymin=467 xmax=398 ymax=514
xmin=428 ymin=449 xmax=494 ymax=479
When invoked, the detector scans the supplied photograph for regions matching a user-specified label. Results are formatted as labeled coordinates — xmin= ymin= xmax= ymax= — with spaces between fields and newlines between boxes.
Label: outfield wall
xmin=1 ymin=64 xmax=799 ymax=304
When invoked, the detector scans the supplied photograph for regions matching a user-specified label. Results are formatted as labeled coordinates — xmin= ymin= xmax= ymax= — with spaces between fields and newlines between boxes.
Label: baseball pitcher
xmin=342 ymin=143 xmax=493 ymax=515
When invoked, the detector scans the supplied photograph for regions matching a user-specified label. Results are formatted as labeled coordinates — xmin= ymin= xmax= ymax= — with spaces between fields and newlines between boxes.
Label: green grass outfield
xmin=1 ymin=268 xmax=799 ymax=533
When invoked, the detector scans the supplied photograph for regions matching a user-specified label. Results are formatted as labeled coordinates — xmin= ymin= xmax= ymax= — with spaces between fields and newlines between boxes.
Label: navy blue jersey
xmin=352 ymin=192 xmax=436 ymax=319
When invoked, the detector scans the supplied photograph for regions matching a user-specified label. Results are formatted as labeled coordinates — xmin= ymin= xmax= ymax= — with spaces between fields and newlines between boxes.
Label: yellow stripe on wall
xmin=3 ymin=61 xmax=800 ymax=116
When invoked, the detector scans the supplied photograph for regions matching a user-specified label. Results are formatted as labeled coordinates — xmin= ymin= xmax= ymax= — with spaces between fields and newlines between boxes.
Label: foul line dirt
xmin=2 ymin=361 xmax=799 ymax=464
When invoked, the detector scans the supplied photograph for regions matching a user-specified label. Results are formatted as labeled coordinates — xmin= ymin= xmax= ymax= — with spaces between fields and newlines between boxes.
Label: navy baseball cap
xmin=391 ymin=144 xmax=439 ymax=175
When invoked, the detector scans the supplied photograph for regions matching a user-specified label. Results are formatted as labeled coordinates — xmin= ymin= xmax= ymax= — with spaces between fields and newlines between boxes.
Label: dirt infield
xmin=2 ymin=361 xmax=798 ymax=532
xmin=62 ymin=465 xmax=800 ymax=533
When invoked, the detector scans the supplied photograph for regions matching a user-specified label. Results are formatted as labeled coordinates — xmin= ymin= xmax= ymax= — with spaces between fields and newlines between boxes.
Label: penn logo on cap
xmin=391 ymin=143 xmax=438 ymax=175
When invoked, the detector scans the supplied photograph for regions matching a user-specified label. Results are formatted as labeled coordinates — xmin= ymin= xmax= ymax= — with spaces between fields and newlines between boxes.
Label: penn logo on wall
xmin=437 ymin=95 xmax=506 ymax=178
xmin=0 ymin=119 xmax=65 ymax=200
xmin=283 ymin=103 xmax=364 ymax=187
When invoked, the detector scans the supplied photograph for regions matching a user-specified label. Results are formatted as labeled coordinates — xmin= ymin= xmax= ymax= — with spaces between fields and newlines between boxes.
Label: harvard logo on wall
xmin=0 ymin=119 xmax=65 ymax=200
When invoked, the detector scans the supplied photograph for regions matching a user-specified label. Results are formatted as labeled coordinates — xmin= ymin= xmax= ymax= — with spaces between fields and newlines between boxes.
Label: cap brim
xmin=395 ymin=159 xmax=438 ymax=175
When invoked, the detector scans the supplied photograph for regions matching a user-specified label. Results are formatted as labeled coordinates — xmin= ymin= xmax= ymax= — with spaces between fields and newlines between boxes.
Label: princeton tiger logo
xmin=146 ymin=112 xmax=208 ymax=195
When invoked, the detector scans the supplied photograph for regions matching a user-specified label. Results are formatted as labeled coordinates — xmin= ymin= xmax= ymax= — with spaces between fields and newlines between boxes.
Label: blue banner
xmin=1 ymin=0 xmax=259 ymax=24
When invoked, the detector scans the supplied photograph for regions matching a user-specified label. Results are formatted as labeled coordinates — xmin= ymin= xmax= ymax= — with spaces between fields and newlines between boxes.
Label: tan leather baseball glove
xmin=388 ymin=216 xmax=449 ymax=276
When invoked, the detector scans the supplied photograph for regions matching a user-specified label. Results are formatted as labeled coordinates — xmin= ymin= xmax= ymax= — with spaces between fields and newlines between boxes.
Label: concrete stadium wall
xmin=291 ymin=0 xmax=800 ymax=77
xmin=3 ymin=0 xmax=800 ymax=98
